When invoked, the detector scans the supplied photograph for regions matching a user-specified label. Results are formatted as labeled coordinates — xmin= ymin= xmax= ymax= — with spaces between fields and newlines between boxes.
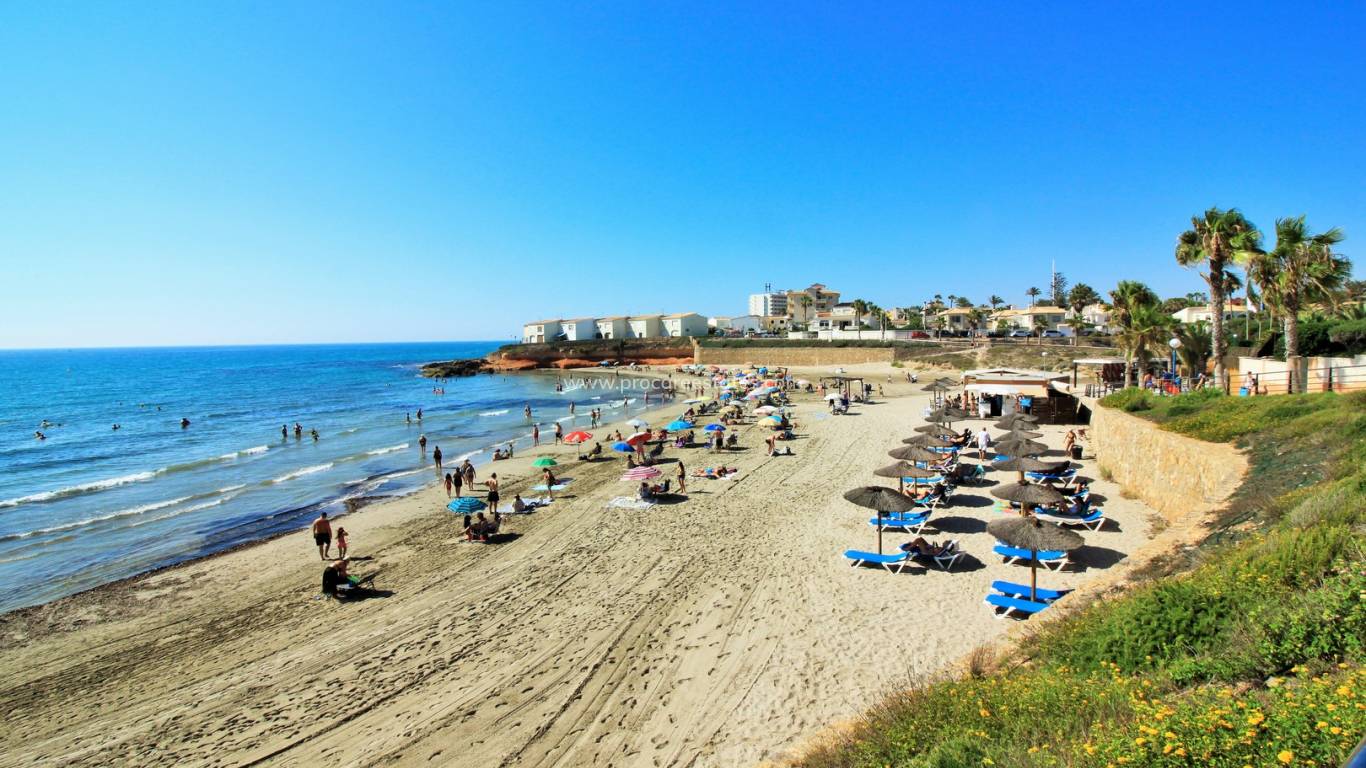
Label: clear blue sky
xmin=2 ymin=2 xmax=1362 ymax=348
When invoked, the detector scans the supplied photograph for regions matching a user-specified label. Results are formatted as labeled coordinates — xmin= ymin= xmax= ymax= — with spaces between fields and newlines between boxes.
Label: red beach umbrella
xmin=563 ymin=431 xmax=593 ymax=444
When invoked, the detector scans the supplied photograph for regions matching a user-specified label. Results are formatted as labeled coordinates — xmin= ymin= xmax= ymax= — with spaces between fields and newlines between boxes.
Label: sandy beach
xmin=0 ymin=363 xmax=1161 ymax=767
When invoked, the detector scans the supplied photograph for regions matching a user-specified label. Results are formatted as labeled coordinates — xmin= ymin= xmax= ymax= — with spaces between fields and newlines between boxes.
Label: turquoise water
xmin=0 ymin=343 xmax=649 ymax=612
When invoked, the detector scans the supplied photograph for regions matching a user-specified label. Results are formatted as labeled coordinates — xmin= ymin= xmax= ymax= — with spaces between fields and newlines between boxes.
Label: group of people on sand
xmin=311 ymin=512 xmax=350 ymax=561
xmin=282 ymin=422 xmax=319 ymax=442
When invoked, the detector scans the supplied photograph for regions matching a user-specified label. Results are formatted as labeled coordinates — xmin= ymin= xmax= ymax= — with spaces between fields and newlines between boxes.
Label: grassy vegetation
xmin=793 ymin=390 xmax=1366 ymax=767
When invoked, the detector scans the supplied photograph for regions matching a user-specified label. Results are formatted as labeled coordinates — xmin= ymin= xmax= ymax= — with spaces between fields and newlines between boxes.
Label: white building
xmin=662 ymin=312 xmax=709 ymax=337
xmin=748 ymin=292 xmax=788 ymax=318
xmin=522 ymin=319 xmax=562 ymax=344
xmin=559 ymin=317 xmax=597 ymax=341
xmin=627 ymin=315 xmax=664 ymax=338
xmin=992 ymin=306 xmax=1068 ymax=332
xmin=785 ymin=283 xmax=840 ymax=325
xmin=1172 ymin=299 xmax=1255 ymax=325
xmin=595 ymin=317 xmax=628 ymax=340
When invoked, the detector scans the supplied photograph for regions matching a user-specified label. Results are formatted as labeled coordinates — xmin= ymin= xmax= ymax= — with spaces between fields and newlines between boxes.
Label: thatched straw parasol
xmin=993 ymin=455 xmax=1065 ymax=482
xmin=874 ymin=461 xmax=936 ymax=493
xmin=903 ymin=433 xmax=955 ymax=448
xmin=994 ymin=438 xmax=1047 ymax=457
xmin=844 ymin=486 xmax=918 ymax=553
xmin=996 ymin=428 xmax=1044 ymax=440
xmin=990 ymin=481 xmax=1065 ymax=507
xmin=993 ymin=414 xmax=1038 ymax=429
xmin=889 ymin=445 xmax=943 ymax=463
xmin=987 ymin=516 xmax=1084 ymax=601
xmin=913 ymin=423 xmax=957 ymax=436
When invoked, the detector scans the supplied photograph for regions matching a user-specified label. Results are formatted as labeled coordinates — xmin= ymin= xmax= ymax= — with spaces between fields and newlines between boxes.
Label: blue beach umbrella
xmin=611 ymin=441 xmax=634 ymax=452
xmin=667 ymin=420 xmax=691 ymax=430
xmin=719 ymin=392 xmax=732 ymax=400
xmin=448 ymin=497 xmax=487 ymax=513
xmin=703 ymin=423 xmax=726 ymax=432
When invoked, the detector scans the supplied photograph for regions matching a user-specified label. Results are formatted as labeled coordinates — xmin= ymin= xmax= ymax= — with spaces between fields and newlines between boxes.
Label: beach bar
xmin=961 ymin=367 xmax=1073 ymax=423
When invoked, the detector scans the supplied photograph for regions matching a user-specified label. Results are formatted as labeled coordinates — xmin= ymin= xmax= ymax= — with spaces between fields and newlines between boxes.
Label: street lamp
xmin=1168 ymin=336 xmax=1182 ymax=380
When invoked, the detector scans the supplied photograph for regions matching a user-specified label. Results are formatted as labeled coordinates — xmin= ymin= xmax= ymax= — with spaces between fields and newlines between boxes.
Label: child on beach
xmin=444 ymin=472 xmax=453 ymax=497
xmin=335 ymin=527 xmax=349 ymax=559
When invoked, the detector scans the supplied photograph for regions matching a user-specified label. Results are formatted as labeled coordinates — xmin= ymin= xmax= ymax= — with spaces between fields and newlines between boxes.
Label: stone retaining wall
xmin=1089 ymin=406 xmax=1247 ymax=524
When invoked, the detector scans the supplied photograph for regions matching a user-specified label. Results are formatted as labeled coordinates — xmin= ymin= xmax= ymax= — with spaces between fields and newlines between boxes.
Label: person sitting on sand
xmin=638 ymin=481 xmax=655 ymax=501
xmin=586 ymin=442 xmax=603 ymax=459
xmin=512 ymin=494 xmax=530 ymax=513
xmin=626 ymin=454 xmax=638 ymax=468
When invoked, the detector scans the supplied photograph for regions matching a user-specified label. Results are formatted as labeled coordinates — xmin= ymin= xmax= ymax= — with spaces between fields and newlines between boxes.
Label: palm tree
xmin=851 ymin=299 xmax=869 ymax=339
xmin=1110 ymin=281 xmax=1161 ymax=386
xmin=1261 ymin=217 xmax=1351 ymax=392
xmin=955 ymin=296 xmax=972 ymax=308
xmin=989 ymin=295 xmax=1003 ymax=311
xmin=1025 ymin=287 xmax=1041 ymax=307
xmin=798 ymin=294 xmax=814 ymax=328
xmin=1176 ymin=208 xmax=1262 ymax=391
xmin=1115 ymin=303 xmax=1173 ymax=387
xmin=1174 ymin=321 xmax=1213 ymax=378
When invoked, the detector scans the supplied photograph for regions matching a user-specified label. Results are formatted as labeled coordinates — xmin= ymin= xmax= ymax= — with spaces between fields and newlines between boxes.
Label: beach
xmin=0 ymin=363 xmax=1161 ymax=767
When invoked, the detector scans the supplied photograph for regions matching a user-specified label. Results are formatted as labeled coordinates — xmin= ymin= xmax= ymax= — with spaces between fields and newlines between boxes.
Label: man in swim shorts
xmin=312 ymin=512 xmax=333 ymax=560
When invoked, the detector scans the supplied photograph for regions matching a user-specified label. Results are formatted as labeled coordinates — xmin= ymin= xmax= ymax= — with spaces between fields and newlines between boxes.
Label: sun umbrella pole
xmin=877 ymin=510 xmax=884 ymax=554
xmin=1031 ymin=550 xmax=1038 ymax=602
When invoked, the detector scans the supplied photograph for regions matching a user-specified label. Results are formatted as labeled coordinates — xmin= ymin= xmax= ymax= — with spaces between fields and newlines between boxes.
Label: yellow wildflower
xmin=1279 ymin=750 xmax=1294 ymax=764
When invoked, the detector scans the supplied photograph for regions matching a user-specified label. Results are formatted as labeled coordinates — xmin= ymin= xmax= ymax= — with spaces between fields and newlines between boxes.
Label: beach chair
xmin=868 ymin=511 xmax=931 ymax=534
xmin=984 ymin=593 xmax=1050 ymax=619
xmin=1026 ymin=468 xmax=1078 ymax=486
xmin=1035 ymin=508 xmax=1106 ymax=531
xmin=913 ymin=538 xmax=963 ymax=570
xmin=991 ymin=580 xmax=1069 ymax=603
xmin=992 ymin=543 xmax=1068 ymax=571
xmin=842 ymin=548 xmax=914 ymax=574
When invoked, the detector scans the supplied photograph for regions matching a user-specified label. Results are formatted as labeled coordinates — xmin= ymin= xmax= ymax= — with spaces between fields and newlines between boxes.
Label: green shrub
xmin=1100 ymin=388 xmax=1154 ymax=412
xmin=1329 ymin=317 xmax=1366 ymax=353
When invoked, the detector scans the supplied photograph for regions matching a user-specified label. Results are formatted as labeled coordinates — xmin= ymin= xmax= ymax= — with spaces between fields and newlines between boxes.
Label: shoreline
xmin=0 ymin=362 xmax=1163 ymax=767
xmin=1 ymin=368 xmax=680 ymax=620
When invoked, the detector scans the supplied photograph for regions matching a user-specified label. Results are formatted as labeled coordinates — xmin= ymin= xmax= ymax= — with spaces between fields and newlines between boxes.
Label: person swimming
xmin=180 ymin=418 xmax=191 ymax=429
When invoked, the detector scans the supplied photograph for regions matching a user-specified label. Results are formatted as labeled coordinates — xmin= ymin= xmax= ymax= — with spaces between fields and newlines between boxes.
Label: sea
xmin=0 ymin=342 xmax=654 ymax=613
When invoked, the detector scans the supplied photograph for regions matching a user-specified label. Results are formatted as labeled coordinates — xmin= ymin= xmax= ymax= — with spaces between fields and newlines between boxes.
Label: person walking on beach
xmin=676 ymin=460 xmax=686 ymax=493
xmin=462 ymin=459 xmax=475 ymax=489
xmin=444 ymin=472 xmax=453 ymax=497
xmin=532 ymin=424 xmax=540 ymax=446
xmin=554 ymin=423 xmax=563 ymax=444
xmin=312 ymin=512 xmax=333 ymax=560
xmin=975 ymin=427 xmax=991 ymax=461
xmin=452 ymin=468 xmax=463 ymax=497
xmin=541 ymin=467 xmax=558 ymax=499
xmin=335 ymin=527 xmax=349 ymax=559
xmin=433 ymin=445 xmax=443 ymax=471
xmin=485 ymin=473 xmax=500 ymax=511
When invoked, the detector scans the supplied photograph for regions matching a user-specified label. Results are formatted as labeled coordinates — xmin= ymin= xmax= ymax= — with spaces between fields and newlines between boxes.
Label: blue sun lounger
xmin=843 ymin=548 xmax=915 ymax=574
xmin=984 ymin=593 xmax=1050 ymax=619
xmin=992 ymin=543 xmax=1068 ymax=570
xmin=1025 ymin=468 xmax=1078 ymax=486
xmin=1035 ymin=508 xmax=1106 ymax=531
xmin=914 ymin=538 xmax=963 ymax=571
xmin=990 ymin=580 xmax=1070 ymax=603
xmin=868 ymin=511 xmax=931 ymax=534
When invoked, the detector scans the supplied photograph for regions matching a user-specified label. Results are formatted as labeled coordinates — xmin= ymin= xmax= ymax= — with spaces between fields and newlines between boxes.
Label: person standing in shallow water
xmin=418 ymin=434 xmax=427 ymax=452
xmin=433 ymin=445 xmax=443 ymax=472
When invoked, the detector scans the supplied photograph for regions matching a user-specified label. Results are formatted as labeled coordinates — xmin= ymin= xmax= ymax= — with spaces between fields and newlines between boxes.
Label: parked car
xmin=1008 ymin=329 xmax=1035 ymax=338
xmin=1040 ymin=330 xmax=1065 ymax=338
xmin=910 ymin=331 xmax=930 ymax=339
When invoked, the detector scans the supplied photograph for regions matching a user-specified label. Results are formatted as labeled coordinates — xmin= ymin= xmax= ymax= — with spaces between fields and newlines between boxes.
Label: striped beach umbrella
xmin=621 ymin=466 xmax=662 ymax=481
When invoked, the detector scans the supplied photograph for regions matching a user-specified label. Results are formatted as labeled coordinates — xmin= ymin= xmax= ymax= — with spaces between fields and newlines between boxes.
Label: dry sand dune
xmin=0 ymin=371 xmax=1157 ymax=767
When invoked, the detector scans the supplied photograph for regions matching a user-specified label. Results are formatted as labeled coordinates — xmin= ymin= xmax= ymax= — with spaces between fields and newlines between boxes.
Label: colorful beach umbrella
xmin=563 ymin=431 xmax=593 ymax=444
xmin=760 ymin=415 xmax=783 ymax=426
xmin=447 ymin=497 xmax=487 ymax=513
xmin=626 ymin=431 xmax=652 ymax=445
xmin=626 ymin=418 xmax=648 ymax=428
xmin=532 ymin=457 xmax=558 ymax=467
xmin=611 ymin=441 xmax=633 ymax=453
xmin=703 ymin=423 xmax=726 ymax=432
xmin=667 ymin=420 xmax=692 ymax=431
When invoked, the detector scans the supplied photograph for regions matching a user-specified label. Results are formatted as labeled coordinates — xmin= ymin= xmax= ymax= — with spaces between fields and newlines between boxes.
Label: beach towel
xmin=531 ymin=482 xmax=572 ymax=492
xmin=607 ymin=496 xmax=655 ymax=510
